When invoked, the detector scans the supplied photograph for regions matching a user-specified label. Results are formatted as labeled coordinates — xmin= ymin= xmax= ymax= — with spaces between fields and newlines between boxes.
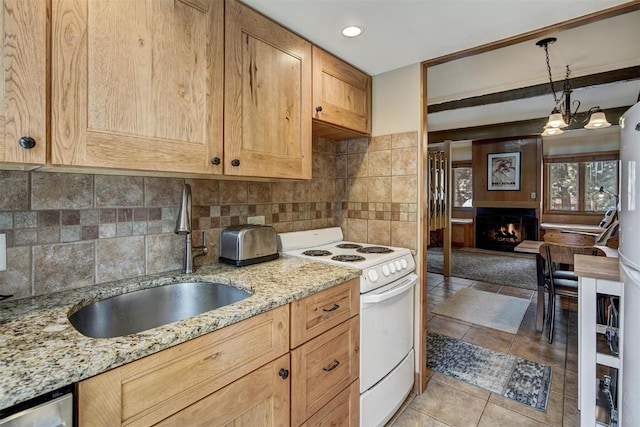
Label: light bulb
xmin=342 ymin=26 xmax=363 ymax=37
xmin=585 ymin=111 xmax=611 ymax=129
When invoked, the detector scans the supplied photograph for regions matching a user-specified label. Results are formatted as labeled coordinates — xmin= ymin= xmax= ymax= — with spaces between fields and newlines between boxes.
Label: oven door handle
xmin=361 ymin=274 xmax=417 ymax=304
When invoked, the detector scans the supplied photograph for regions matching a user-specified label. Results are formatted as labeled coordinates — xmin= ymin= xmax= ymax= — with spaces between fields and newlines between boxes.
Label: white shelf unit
xmin=578 ymin=275 xmax=622 ymax=427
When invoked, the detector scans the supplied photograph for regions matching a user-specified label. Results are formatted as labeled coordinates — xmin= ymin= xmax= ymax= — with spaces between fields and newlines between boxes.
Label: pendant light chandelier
xmin=537 ymin=37 xmax=611 ymax=136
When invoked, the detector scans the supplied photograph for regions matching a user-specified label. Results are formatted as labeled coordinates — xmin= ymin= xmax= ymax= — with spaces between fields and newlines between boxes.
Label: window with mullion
xmin=545 ymin=157 xmax=618 ymax=213
xmin=452 ymin=162 xmax=472 ymax=208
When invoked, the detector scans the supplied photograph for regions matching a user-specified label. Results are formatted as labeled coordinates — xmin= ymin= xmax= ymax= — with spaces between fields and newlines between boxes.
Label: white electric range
xmin=278 ymin=227 xmax=416 ymax=427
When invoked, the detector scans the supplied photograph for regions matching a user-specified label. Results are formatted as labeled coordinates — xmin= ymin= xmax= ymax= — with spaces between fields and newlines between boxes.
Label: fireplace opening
xmin=476 ymin=208 xmax=537 ymax=252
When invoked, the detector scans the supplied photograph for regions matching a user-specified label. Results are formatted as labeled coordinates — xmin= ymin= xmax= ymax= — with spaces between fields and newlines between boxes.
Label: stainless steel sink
xmin=68 ymin=282 xmax=251 ymax=338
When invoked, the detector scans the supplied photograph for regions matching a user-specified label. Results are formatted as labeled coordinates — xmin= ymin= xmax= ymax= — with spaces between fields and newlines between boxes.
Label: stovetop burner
xmin=336 ymin=243 xmax=362 ymax=249
xmin=331 ymin=254 xmax=366 ymax=262
xmin=357 ymin=246 xmax=394 ymax=254
xmin=302 ymin=249 xmax=332 ymax=256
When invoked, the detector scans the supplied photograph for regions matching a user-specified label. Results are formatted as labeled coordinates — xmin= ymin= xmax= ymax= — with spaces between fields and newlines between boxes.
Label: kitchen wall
xmin=0 ymin=132 xmax=418 ymax=301
xmin=337 ymin=132 xmax=418 ymax=251
xmin=472 ymin=135 xmax=542 ymax=209
xmin=0 ymin=139 xmax=338 ymax=300
xmin=372 ymin=63 xmax=421 ymax=136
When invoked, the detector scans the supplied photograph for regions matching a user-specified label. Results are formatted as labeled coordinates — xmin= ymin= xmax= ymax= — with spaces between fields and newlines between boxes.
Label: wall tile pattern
xmin=338 ymin=132 xmax=419 ymax=250
xmin=0 ymin=139 xmax=339 ymax=299
xmin=0 ymin=132 xmax=418 ymax=300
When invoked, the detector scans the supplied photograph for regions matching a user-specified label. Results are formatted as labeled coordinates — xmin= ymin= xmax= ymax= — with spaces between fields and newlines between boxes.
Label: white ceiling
xmin=427 ymin=10 xmax=640 ymax=131
xmin=240 ymin=0 xmax=635 ymax=76
xmin=241 ymin=0 xmax=639 ymax=136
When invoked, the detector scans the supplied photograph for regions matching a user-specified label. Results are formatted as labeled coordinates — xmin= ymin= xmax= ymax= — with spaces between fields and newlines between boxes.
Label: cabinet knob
xmin=278 ymin=368 xmax=289 ymax=379
xmin=19 ymin=136 xmax=36 ymax=149
xmin=211 ymin=157 xmax=221 ymax=165
xmin=231 ymin=159 xmax=240 ymax=167
xmin=315 ymin=106 xmax=323 ymax=113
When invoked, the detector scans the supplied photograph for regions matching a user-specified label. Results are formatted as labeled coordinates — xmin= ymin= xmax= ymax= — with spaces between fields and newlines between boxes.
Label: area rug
xmin=427 ymin=247 xmax=537 ymax=290
xmin=427 ymin=332 xmax=552 ymax=412
xmin=432 ymin=288 xmax=530 ymax=334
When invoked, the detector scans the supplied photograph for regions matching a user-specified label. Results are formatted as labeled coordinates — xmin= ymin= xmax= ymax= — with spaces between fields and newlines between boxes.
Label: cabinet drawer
xmin=291 ymin=278 xmax=359 ymax=348
xmin=78 ymin=305 xmax=289 ymax=427
xmin=291 ymin=316 xmax=359 ymax=426
xmin=301 ymin=379 xmax=359 ymax=427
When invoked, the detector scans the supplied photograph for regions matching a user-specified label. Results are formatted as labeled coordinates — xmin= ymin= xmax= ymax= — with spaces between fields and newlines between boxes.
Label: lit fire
xmin=489 ymin=223 xmax=521 ymax=242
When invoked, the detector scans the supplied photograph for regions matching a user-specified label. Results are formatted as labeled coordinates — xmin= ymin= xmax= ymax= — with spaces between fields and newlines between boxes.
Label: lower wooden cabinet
xmin=290 ymin=278 xmax=359 ymax=348
xmin=451 ymin=220 xmax=474 ymax=247
xmin=291 ymin=316 xmax=359 ymax=426
xmin=77 ymin=280 xmax=360 ymax=427
xmin=290 ymin=280 xmax=360 ymax=426
xmin=300 ymin=380 xmax=359 ymax=427
xmin=77 ymin=306 xmax=289 ymax=426
xmin=156 ymin=354 xmax=290 ymax=427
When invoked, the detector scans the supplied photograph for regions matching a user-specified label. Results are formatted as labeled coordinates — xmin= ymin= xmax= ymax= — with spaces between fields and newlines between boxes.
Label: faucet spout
xmin=175 ymin=184 xmax=207 ymax=274
xmin=175 ymin=184 xmax=192 ymax=235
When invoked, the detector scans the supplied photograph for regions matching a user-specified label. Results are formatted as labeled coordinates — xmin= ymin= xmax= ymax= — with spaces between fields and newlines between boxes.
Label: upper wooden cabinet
xmin=51 ymin=0 xmax=224 ymax=175
xmin=0 ymin=0 xmax=48 ymax=167
xmin=224 ymin=0 xmax=312 ymax=179
xmin=312 ymin=47 xmax=372 ymax=140
xmin=5 ymin=0 xmax=357 ymax=178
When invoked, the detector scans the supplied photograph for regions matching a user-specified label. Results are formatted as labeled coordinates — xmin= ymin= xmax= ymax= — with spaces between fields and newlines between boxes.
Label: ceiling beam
xmin=428 ymin=66 xmax=640 ymax=113
xmin=427 ymin=106 xmax=631 ymax=144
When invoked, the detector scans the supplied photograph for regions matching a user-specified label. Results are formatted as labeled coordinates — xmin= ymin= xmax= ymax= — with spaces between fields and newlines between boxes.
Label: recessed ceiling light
xmin=342 ymin=26 xmax=363 ymax=38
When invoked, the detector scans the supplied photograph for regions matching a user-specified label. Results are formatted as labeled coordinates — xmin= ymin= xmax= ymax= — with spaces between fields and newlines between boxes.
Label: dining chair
xmin=539 ymin=232 xmax=604 ymax=343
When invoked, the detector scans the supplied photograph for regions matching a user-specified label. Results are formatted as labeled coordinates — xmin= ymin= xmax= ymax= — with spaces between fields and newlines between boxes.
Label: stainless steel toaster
xmin=219 ymin=225 xmax=279 ymax=266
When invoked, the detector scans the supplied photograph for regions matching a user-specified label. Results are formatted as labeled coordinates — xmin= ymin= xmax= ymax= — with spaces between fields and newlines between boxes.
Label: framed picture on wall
xmin=487 ymin=151 xmax=520 ymax=191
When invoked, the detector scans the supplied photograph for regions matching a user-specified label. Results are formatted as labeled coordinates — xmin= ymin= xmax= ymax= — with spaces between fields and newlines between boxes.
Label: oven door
xmin=360 ymin=273 xmax=417 ymax=393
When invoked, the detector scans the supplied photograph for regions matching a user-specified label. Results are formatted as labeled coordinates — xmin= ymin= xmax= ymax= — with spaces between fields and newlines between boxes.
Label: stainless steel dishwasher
xmin=0 ymin=386 xmax=73 ymax=426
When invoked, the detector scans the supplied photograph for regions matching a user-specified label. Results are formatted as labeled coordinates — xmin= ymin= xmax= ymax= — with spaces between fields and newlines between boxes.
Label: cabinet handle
xmin=19 ymin=136 xmax=36 ymax=149
xmin=322 ymin=359 xmax=340 ymax=372
xmin=315 ymin=106 xmax=323 ymax=113
xmin=231 ymin=159 xmax=240 ymax=167
xmin=278 ymin=368 xmax=289 ymax=379
xmin=322 ymin=303 xmax=340 ymax=312
xmin=211 ymin=157 xmax=221 ymax=165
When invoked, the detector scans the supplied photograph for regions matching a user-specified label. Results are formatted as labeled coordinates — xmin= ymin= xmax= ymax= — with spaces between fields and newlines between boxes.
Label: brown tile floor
xmin=388 ymin=273 xmax=579 ymax=427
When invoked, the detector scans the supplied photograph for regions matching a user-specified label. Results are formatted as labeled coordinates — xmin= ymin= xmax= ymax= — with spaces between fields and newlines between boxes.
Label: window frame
xmin=543 ymin=151 xmax=619 ymax=215
xmin=451 ymin=160 xmax=473 ymax=212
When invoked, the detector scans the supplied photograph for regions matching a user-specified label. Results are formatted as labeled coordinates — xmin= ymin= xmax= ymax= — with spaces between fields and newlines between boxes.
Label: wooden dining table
xmin=513 ymin=240 xmax=618 ymax=331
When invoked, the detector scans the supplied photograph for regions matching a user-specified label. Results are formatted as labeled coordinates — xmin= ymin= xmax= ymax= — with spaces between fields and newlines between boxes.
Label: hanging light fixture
xmin=536 ymin=37 xmax=611 ymax=136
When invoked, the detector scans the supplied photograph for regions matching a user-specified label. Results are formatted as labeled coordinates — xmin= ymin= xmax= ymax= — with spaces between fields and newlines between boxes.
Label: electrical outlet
xmin=530 ymin=192 xmax=536 ymax=199
xmin=247 ymin=216 xmax=265 ymax=225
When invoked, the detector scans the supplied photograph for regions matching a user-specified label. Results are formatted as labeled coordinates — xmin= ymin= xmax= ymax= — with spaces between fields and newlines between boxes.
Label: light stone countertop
xmin=0 ymin=255 xmax=361 ymax=410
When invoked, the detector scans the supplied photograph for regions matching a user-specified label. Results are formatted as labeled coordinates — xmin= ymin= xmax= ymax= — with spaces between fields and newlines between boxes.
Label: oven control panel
xmin=361 ymin=253 xmax=415 ymax=293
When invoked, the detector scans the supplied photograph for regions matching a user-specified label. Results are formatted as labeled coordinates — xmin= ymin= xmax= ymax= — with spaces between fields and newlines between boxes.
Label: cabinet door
xmin=291 ymin=316 xmax=360 ymax=426
xmin=157 ymin=354 xmax=291 ymax=427
xmin=78 ymin=305 xmax=289 ymax=426
xmin=51 ymin=0 xmax=224 ymax=175
xmin=225 ymin=0 xmax=312 ymax=179
xmin=312 ymin=46 xmax=371 ymax=137
xmin=0 ymin=0 xmax=47 ymax=166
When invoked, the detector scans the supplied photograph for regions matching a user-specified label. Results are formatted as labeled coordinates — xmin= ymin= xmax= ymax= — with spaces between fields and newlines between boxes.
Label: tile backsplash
xmin=336 ymin=132 xmax=418 ymax=248
xmin=0 ymin=133 xmax=419 ymax=300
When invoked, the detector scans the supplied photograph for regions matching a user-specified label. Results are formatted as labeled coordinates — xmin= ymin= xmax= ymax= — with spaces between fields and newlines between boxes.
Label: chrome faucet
xmin=175 ymin=184 xmax=208 ymax=274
